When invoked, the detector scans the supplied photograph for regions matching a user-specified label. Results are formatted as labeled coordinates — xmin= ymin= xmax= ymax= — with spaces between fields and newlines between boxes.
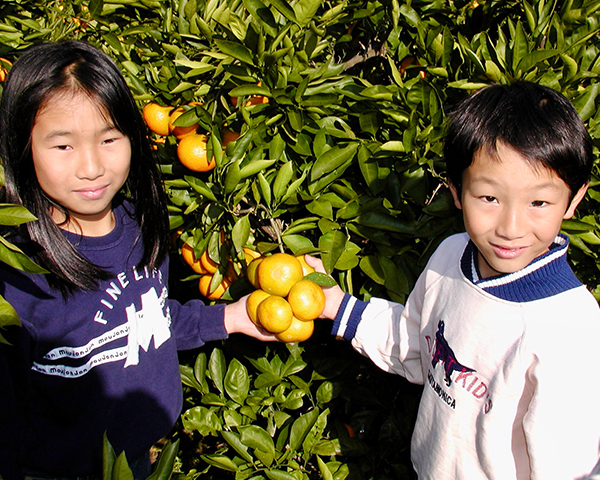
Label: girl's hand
xmin=224 ymin=297 xmax=279 ymax=341
xmin=304 ymin=255 xmax=346 ymax=320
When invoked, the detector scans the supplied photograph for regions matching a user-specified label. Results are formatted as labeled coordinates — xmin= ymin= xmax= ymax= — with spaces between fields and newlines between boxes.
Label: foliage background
xmin=1 ymin=0 xmax=600 ymax=478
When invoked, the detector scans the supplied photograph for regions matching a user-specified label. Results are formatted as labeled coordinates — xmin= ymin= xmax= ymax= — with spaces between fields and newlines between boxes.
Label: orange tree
xmin=2 ymin=0 xmax=600 ymax=478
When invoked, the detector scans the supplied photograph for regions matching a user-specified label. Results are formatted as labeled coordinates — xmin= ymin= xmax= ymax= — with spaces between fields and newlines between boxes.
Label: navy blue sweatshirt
xmin=0 ymin=200 xmax=226 ymax=477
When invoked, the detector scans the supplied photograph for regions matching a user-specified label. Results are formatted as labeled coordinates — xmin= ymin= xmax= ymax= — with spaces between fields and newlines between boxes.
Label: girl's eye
xmin=531 ymin=200 xmax=547 ymax=207
xmin=55 ymin=145 xmax=71 ymax=151
xmin=481 ymin=196 xmax=497 ymax=203
xmin=102 ymin=138 xmax=115 ymax=145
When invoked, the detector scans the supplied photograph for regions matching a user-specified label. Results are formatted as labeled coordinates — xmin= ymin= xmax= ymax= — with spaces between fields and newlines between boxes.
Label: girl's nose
xmin=76 ymin=148 xmax=105 ymax=180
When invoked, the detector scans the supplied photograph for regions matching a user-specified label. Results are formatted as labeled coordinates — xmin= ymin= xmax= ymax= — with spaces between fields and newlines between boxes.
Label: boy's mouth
xmin=490 ymin=243 xmax=527 ymax=259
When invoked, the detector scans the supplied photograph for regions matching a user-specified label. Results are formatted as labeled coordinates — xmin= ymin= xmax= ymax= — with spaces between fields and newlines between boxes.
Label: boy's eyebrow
xmin=470 ymin=175 xmax=563 ymax=190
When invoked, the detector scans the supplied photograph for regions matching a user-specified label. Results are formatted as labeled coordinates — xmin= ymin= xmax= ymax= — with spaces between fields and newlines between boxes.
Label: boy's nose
xmin=496 ymin=207 xmax=527 ymax=240
xmin=76 ymin=148 xmax=105 ymax=180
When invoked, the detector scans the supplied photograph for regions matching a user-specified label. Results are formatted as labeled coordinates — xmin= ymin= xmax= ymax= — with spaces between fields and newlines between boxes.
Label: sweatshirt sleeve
xmin=330 ymin=292 xmax=425 ymax=384
xmin=520 ymin=291 xmax=600 ymax=479
xmin=167 ymin=298 xmax=228 ymax=350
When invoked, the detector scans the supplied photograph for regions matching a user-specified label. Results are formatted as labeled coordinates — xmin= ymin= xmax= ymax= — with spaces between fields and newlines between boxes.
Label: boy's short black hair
xmin=444 ymin=81 xmax=593 ymax=197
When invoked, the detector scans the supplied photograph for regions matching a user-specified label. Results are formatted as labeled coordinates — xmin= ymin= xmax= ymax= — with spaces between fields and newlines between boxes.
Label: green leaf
xmin=273 ymin=161 xmax=294 ymax=200
xmin=318 ymin=230 xmax=347 ymax=274
xmin=303 ymin=272 xmax=337 ymax=287
xmin=224 ymin=358 xmax=250 ymax=404
xmin=265 ymin=471 xmax=297 ymax=480
xmin=289 ymin=408 xmax=319 ymax=452
xmin=268 ymin=0 xmax=297 ymax=23
xmin=232 ymin=215 xmax=251 ymax=252
xmin=0 ymin=204 xmax=37 ymax=226
xmin=0 ymin=237 xmax=48 ymax=274
xmin=201 ymin=454 xmax=239 ymax=472
xmin=112 ymin=452 xmax=133 ymax=480
xmin=209 ymin=348 xmax=226 ymax=395
xmin=240 ymin=425 xmax=276 ymax=455
xmin=221 ymin=431 xmax=254 ymax=463
xmin=146 ymin=439 xmax=180 ymax=480
xmin=310 ymin=144 xmax=359 ymax=182
xmin=216 ymin=39 xmax=255 ymax=65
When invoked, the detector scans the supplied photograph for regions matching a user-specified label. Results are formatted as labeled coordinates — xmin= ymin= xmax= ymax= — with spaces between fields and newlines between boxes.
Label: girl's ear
xmin=449 ymin=183 xmax=463 ymax=210
xmin=564 ymin=182 xmax=588 ymax=219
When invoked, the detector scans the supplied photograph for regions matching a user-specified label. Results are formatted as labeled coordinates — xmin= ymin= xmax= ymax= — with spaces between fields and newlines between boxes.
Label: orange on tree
xmin=287 ymin=279 xmax=326 ymax=321
xmin=243 ymin=247 xmax=261 ymax=262
xmin=198 ymin=275 xmax=231 ymax=301
xmin=181 ymin=243 xmax=207 ymax=274
xmin=246 ymin=289 xmax=271 ymax=325
xmin=169 ymin=107 xmax=198 ymax=139
xmin=276 ymin=316 xmax=314 ymax=343
xmin=222 ymin=129 xmax=240 ymax=146
xmin=245 ymin=95 xmax=269 ymax=107
xmin=257 ymin=253 xmax=304 ymax=297
xmin=0 ymin=58 xmax=11 ymax=82
xmin=256 ymin=295 xmax=293 ymax=333
xmin=200 ymin=250 xmax=218 ymax=274
xmin=177 ymin=133 xmax=215 ymax=172
xmin=142 ymin=102 xmax=171 ymax=136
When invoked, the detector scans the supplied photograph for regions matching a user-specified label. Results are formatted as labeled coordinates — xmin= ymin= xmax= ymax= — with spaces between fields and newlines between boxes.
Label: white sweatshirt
xmin=332 ymin=233 xmax=600 ymax=480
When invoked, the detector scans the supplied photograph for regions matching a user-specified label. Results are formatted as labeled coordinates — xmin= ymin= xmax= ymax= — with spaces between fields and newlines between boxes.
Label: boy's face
xmin=450 ymin=142 xmax=587 ymax=279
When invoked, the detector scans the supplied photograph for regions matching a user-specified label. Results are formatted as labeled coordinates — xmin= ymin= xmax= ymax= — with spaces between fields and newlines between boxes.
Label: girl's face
xmin=30 ymin=92 xmax=131 ymax=237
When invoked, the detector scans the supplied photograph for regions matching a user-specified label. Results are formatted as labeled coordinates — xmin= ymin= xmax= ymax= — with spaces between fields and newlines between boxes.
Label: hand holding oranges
xmin=246 ymin=252 xmax=327 ymax=343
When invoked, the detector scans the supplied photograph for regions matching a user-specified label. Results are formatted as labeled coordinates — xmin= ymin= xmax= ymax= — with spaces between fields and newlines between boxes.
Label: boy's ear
xmin=449 ymin=183 xmax=463 ymax=210
xmin=564 ymin=182 xmax=588 ymax=219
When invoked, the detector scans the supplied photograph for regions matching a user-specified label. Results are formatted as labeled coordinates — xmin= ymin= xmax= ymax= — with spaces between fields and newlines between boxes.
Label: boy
xmin=313 ymin=82 xmax=600 ymax=479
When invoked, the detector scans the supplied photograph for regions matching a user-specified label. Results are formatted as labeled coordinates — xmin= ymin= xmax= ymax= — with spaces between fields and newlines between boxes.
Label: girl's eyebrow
xmin=43 ymin=125 xmax=118 ymax=140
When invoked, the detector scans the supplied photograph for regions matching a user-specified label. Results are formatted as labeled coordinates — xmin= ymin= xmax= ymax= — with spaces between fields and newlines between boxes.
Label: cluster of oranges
xmin=246 ymin=253 xmax=325 ymax=343
xmin=181 ymin=243 xmax=259 ymax=300
xmin=142 ymin=102 xmax=240 ymax=173
xmin=181 ymin=244 xmax=325 ymax=343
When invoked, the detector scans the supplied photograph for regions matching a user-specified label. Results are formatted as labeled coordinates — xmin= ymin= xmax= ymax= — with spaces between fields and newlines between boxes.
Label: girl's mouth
xmin=76 ymin=184 xmax=109 ymax=200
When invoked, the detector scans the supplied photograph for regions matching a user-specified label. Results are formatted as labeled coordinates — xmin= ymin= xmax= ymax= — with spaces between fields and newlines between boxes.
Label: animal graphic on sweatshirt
xmin=431 ymin=320 xmax=475 ymax=386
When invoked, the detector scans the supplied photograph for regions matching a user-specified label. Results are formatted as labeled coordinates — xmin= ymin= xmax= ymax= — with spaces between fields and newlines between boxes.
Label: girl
xmin=0 ymin=40 xmax=274 ymax=479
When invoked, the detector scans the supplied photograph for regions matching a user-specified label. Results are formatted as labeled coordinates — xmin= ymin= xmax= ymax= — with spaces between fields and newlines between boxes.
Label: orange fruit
xmin=257 ymin=253 xmax=304 ymax=297
xmin=225 ymin=260 xmax=239 ymax=281
xmin=246 ymin=257 xmax=263 ymax=288
xmin=177 ymin=133 xmax=215 ymax=172
xmin=181 ymin=243 xmax=207 ymax=274
xmin=287 ymin=280 xmax=325 ymax=321
xmin=198 ymin=275 xmax=231 ymax=300
xmin=257 ymin=295 xmax=293 ymax=333
xmin=296 ymin=255 xmax=315 ymax=276
xmin=246 ymin=289 xmax=271 ymax=325
xmin=142 ymin=103 xmax=171 ymax=136
xmin=169 ymin=107 xmax=198 ymax=139
xmin=222 ymin=129 xmax=240 ymax=146
xmin=200 ymin=250 xmax=218 ymax=274
xmin=276 ymin=317 xmax=314 ymax=343
xmin=243 ymin=247 xmax=261 ymax=262
xmin=245 ymin=95 xmax=269 ymax=107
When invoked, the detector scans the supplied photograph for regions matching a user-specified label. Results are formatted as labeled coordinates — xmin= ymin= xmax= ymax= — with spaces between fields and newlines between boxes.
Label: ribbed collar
xmin=460 ymin=234 xmax=582 ymax=302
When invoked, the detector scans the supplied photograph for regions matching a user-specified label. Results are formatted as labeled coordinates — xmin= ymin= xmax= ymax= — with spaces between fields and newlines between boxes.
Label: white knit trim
xmin=337 ymin=295 xmax=357 ymax=338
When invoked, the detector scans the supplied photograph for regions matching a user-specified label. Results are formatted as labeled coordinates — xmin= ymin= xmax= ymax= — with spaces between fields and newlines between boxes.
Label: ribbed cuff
xmin=331 ymin=293 xmax=368 ymax=341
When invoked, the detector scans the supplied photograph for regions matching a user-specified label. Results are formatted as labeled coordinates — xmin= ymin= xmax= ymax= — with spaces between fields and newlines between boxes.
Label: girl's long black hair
xmin=0 ymin=40 xmax=169 ymax=294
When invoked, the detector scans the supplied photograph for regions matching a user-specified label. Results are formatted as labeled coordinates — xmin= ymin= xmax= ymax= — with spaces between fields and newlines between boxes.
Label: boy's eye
xmin=531 ymin=200 xmax=547 ymax=207
xmin=481 ymin=196 xmax=497 ymax=203
xmin=55 ymin=145 xmax=71 ymax=151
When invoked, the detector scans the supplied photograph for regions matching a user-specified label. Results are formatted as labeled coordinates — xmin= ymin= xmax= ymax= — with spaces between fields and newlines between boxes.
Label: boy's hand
xmin=304 ymin=255 xmax=346 ymax=320
xmin=224 ymin=297 xmax=279 ymax=341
